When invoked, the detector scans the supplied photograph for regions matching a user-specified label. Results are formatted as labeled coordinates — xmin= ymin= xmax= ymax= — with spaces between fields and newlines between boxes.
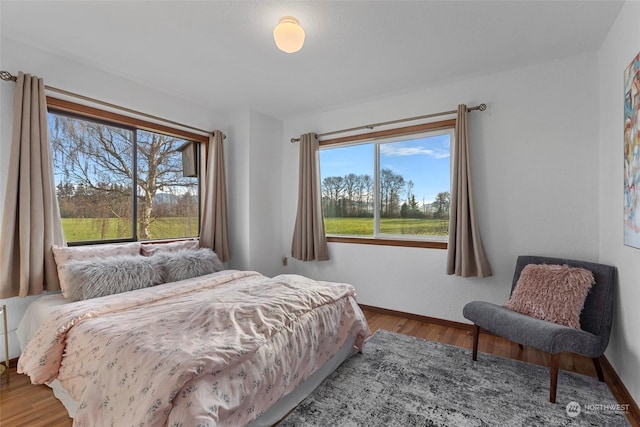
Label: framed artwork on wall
xmin=624 ymin=52 xmax=640 ymax=249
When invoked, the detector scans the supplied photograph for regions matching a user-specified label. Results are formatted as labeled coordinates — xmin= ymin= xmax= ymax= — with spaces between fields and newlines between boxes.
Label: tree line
xmin=56 ymin=181 xmax=198 ymax=220
xmin=322 ymin=169 xmax=450 ymax=219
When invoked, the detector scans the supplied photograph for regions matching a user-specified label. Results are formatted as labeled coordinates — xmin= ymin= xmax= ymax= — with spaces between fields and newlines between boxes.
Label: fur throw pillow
xmin=504 ymin=264 xmax=595 ymax=329
xmin=152 ymin=248 xmax=224 ymax=283
xmin=52 ymin=242 xmax=142 ymax=299
xmin=66 ymin=254 xmax=165 ymax=301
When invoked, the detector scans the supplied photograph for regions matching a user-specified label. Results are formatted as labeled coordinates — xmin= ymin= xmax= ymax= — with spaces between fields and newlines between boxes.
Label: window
xmin=319 ymin=120 xmax=454 ymax=248
xmin=47 ymin=98 xmax=205 ymax=244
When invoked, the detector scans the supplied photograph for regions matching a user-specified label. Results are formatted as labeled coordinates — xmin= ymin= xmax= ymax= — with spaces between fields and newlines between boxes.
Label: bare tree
xmin=322 ymin=176 xmax=346 ymax=216
xmin=406 ymin=180 xmax=414 ymax=201
xmin=433 ymin=191 xmax=451 ymax=219
xmin=360 ymin=174 xmax=373 ymax=215
xmin=136 ymin=130 xmax=191 ymax=238
xmin=50 ymin=114 xmax=195 ymax=239
xmin=380 ymin=168 xmax=405 ymax=217
xmin=343 ymin=173 xmax=358 ymax=216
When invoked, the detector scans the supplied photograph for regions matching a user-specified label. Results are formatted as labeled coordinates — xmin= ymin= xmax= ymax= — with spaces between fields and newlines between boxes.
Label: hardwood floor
xmin=0 ymin=309 xmax=637 ymax=426
xmin=0 ymin=369 xmax=72 ymax=427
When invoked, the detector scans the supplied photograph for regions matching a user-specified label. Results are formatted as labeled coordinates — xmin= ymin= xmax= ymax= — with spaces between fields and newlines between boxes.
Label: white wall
xmin=280 ymin=52 xmax=600 ymax=323
xmin=1 ymin=38 xmax=225 ymax=130
xmin=247 ymin=111 xmax=283 ymax=277
xmin=227 ymin=109 xmax=283 ymax=277
xmin=598 ymin=0 xmax=640 ymax=407
xmin=227 ymin=110 xmax=252 ymax=270
xmin=0 ymin=38 xmax=227 ymax=359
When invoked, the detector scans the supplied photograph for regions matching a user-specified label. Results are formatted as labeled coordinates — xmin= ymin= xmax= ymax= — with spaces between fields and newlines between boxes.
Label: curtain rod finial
xmin=478 ymin=103 xmax=487 ymax=111
xmin=0 ymin=71 xmax=17 ymax=82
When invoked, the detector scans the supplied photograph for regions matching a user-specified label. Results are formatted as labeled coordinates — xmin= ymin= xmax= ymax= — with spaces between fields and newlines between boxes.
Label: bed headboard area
xmin=50 ymin=240 xmax=224 ymax=302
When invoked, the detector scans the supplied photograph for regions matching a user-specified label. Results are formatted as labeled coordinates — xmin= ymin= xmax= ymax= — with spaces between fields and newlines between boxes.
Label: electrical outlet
xmin=282 ymin=257 xmax=288 ymax=266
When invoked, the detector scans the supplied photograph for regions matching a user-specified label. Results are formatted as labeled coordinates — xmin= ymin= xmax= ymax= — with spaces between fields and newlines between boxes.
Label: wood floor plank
xmin=0 ymin=371 xmax=72 ymax=427
xmin=1 ymin=309 xmax=637 ymax=426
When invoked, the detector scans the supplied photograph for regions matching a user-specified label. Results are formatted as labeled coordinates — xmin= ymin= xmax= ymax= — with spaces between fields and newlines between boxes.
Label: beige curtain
xmin=199 ymin=130 xmax=230 ymax=262
xmin=0 ymin=72 xmax=65 ymax=298
xmin=447 ymin=104 xmax=492 ymax=277
xmin=291 ymin=133 xmax=329 ymax=261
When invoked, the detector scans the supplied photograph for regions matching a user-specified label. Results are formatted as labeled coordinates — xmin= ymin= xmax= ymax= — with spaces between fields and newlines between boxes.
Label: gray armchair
xmin=463 ymin=255 xmax=616 ymax=403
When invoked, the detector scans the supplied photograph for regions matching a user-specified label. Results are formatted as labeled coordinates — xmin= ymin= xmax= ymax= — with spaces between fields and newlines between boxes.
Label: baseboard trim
xmin=359 ymin=303 xmax=640 ymax=426
xmin=601 ymin=355 xmax=640 ymax=425
xmin=358 ymin=304 xmax=474 ymax=332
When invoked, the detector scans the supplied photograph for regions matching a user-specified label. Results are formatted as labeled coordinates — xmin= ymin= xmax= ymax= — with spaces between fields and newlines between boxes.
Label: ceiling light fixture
xmin=273 ymin=16 xmax=305 ymax=53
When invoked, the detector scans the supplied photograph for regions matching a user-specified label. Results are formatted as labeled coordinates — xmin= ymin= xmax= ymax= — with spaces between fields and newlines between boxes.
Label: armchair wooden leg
xmin=592 ymin=357 xmax=605 ymax=382
xmin=471 ymin=324 xmax=479 ymax=361
xmin=550 ymin=353 xmax=560 ymax=404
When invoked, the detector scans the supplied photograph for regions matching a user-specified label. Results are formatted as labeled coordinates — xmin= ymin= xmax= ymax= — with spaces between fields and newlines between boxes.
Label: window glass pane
xmin=49 ymin=113 xmax=134 ymax=242
xmin=320 ymin=127 xmax=453 ymax=243
xmin=49 ymin=111 xmax=200 ymax=244
xmin=320 ymin=144 xmax=374 ymax=236
xmin=379 ymin=132 xmax=451 ymax=238
xmin=136 ymin=130 xmax=199 ymax=240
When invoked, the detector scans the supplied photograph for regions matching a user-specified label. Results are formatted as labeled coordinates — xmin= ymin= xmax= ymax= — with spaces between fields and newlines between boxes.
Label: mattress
xmin=16 ymin=293 xmax=67 ymax=350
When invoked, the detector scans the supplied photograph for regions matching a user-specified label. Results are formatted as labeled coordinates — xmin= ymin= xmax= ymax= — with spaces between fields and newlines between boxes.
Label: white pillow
xmin=52 ymin=242 xmax=142 ymax=299
xmin=140 ymin=240 xmax=199 ymax=256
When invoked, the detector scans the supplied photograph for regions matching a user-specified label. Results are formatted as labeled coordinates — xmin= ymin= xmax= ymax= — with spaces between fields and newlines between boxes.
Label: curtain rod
xmin=290 ymin=103 xmax=486 ymax=143
xmin=1 ymin=70 xmax=217 ymax=137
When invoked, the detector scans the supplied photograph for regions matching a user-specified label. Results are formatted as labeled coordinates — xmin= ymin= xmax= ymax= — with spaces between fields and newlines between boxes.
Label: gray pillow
xmin=153 ymin=248 xmax=224 ymax=283
xmin=65 ymin=254 xmax=165 ymax=301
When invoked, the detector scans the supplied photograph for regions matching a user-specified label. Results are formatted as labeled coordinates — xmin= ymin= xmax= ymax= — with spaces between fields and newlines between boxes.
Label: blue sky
xmin=319 ymin=132 xmax=451 ymax=205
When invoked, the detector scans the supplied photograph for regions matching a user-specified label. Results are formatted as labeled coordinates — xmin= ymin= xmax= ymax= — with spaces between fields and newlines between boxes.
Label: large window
xmin=47 ymin=99 xmax=204 ymax=244
xmin=319 ymin=120 xmax=454 ymax=248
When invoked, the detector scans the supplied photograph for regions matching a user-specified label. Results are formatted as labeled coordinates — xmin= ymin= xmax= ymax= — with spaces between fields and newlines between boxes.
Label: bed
xmin=17 ymin=243 xmax=370 ymax=427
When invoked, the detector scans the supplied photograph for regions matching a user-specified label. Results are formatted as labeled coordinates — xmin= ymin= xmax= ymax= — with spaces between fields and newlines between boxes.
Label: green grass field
xmin=61 ymin=216 xmax=446 ymax=242
xmin=324 ymin=217 xmax=448 ymax=236
xmin=61 ymin=217 xmax=198 ymax=242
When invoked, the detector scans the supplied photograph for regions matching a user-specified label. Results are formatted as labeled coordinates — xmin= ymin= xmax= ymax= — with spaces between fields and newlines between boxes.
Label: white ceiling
xmin=0 ymin=1 xmax=624 ymax=120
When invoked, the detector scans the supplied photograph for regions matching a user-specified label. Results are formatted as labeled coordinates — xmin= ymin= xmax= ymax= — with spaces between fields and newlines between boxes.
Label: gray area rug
xmin=279 ymin=329 xmax=630 ymax=426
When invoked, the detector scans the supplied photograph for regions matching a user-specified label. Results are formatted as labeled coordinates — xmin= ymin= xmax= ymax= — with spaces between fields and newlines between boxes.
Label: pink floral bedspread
xmin=18 ymin=270 xmax=369 ymax=426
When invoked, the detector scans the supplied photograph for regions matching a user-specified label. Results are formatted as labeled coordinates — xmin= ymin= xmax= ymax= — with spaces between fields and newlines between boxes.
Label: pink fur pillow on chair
xmin=504 ymin=264 xmax=595 ymax=329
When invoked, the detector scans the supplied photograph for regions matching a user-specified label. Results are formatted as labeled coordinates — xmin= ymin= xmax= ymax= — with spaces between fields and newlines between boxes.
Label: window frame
xmin=319 ymin=118 xmax=455 ymax=250
xmin=47 ymin=97 xmax=208 ymax=246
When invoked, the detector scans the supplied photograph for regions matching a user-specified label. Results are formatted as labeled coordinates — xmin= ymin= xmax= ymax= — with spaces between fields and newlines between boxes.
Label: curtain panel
xmin=199 ymin=130 xmax=230 ymax=262
xmin=0 ymin=72 xmax=65 ymax=298
xmin=291 ymin=133 xmax=329 ymax=261
xmin=446 ymin=104 xmax=492 ymax=277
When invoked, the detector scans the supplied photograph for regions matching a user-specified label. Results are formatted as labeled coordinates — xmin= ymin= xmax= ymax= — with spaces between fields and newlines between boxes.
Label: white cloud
xmin=380 ymin=144 xmax=449 ymax=159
